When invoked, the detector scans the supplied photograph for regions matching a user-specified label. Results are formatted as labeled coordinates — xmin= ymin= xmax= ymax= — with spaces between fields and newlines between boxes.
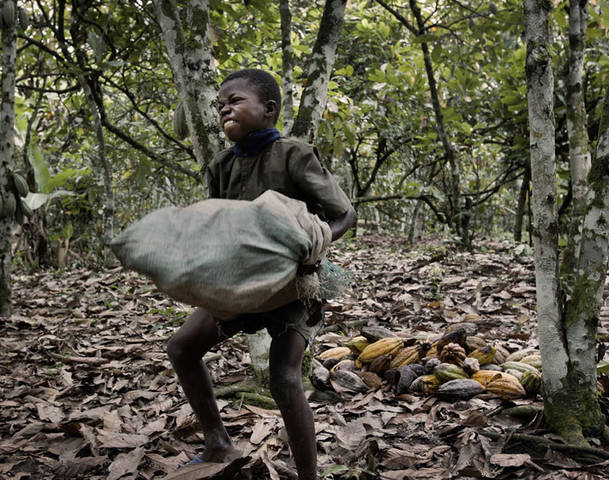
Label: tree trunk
xmin=279 ymin=0 xmax=295 ymax=136
xmin=80 ymin=77 xmax=114 ymax=261
xmin=291 ymin=0 xmax=348 ymax=142
xmin=514 ymin=162 xmax=531 ymax=243
xmin=0 ymin=0 xmax=17 ymax=317
xmin=562 ymin=0 xmax=591 ymax=274
xmin=524 ymin=0 xmax=607 ymax=446
xmin=153 ymin=0 xmax=221 ymax=170
xmin=409 ymin=0 xmax=462 ymax=240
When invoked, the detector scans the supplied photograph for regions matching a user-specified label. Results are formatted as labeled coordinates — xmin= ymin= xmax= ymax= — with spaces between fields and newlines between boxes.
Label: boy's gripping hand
xmin=327 ymin=206 xmax=356 ymax=242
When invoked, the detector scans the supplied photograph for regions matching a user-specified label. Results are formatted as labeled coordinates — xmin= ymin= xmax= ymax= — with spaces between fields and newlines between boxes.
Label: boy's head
xmin=218 ymin=69 xmax=281 ymax=142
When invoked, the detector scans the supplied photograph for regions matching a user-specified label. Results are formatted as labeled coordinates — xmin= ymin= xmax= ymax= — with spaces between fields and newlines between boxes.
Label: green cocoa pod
xmin=173 ymin=102 xmax=188 ymax=139
xmin=434 ymin=363 xmax=468 ymax=383
xmin=1 ymin=1 xmax=15 ymax=28
xmin=11 ymin=172 xmax=28 ymax=197
xmin=19 ymin=198 xmax=33 ymax=218
xmin=3 ymin=193 xmax=17 ymax=218
xmin=520 ymin=370 xmax=542 ymax=396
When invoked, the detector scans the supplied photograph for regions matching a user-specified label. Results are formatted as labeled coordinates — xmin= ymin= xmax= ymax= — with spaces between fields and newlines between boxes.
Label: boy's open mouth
xmin=224 ymin=119 xmax=237 ymax=129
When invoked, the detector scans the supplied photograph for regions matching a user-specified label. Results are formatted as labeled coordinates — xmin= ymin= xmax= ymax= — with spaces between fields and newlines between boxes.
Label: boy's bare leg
xmin=269 ymin=330 xmax=317 ymax=480
xmin=167 ymin=307 xmax=242 ymax=462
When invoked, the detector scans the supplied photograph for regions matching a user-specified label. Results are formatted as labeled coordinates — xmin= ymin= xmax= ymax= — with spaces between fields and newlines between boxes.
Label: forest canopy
xmin=2 ymin=0 xmax=606 ymax=267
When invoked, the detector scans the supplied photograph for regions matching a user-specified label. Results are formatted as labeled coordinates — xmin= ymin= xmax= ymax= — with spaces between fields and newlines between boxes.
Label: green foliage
xmin=8 ymin=0 xmax=609 ymax=266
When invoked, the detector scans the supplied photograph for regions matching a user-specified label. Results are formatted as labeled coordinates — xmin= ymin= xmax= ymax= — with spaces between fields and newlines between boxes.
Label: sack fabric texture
xmin=110 ymin=190 xmax=334 ymax=319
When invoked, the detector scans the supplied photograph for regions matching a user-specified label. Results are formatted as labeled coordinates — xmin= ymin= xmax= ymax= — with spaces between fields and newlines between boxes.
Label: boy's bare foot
xmin=196 ymin=445 xmax=243 ymax=463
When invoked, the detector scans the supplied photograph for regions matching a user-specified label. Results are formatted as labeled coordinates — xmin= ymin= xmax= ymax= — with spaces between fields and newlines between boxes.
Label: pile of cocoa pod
xmin=311 ymin=325 xmax=542 ymax=401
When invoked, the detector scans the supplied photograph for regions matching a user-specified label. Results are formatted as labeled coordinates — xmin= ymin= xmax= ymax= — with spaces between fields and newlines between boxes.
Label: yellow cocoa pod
xmin=472 ymin=369 xmax=505 ymax=387
xmin=357 ymin=337 xmax=403 ymax=363
xmin=468 ymin=345 xmax=496 ymax=365
xmin=390 ymin=345 xmax=420 ymax=369
xmin=519 ymin=354 xmax=542 ymax=370
xmin=486 ymin=375 xmax=526 ymax=399
xmin=346 ymin=335 xmax=370 ymax=353
xmin=319 ymin=346 xmax=352 ymax=362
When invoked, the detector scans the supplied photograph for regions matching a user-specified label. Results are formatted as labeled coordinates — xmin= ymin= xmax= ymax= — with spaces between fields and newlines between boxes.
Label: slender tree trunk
xmin=374 ymin=0 xmax=462 ymax=240
xmin=525 ymin=0 xmax=607 ymax=446
xmin=81 ymin=78 xmax=114 ymax=259
xmin=562 ymin=0 xmax=591 ymax=274
xmin=409 ymin=0 xmax=462 ymax=239
xmin=64 ymin=2 xmax=115 ymax=260
xmin=279 ymin=0 xmax=295 ymax=135
xmin=291 ymin=0 xmax=348 ymax=142
xmin=408 ymin=199 xmax=422 ymax=244
xmin=153 ymin=0 xmax=221 ymax=169
xmin=0 ymin=0 xmax=17 ymax=317
xmin=514 ymin=162 xmax=531 ymax=243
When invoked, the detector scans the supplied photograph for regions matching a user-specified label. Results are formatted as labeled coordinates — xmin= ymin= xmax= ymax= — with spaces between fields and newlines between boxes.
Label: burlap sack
xmin=110 ymin=190 xmax=332 ymax=319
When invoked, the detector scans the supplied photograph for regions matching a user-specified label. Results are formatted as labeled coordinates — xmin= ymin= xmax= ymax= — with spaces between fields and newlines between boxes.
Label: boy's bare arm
xmin=328 ymin=206 xmax=356 ymax=242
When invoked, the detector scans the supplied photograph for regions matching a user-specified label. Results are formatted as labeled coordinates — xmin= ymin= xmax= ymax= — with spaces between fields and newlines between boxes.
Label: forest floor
xmin=2 ymin=234 xmax=609 ymax=480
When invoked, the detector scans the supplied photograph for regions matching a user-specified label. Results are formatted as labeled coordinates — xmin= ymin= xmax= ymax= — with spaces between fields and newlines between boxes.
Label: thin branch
xmin=373 ymin=0 xmax=417 ymax=34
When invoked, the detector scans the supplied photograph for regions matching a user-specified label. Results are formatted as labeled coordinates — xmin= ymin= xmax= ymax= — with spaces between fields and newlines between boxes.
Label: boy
xmin=167 ymin=69 xmax=356 ymax=480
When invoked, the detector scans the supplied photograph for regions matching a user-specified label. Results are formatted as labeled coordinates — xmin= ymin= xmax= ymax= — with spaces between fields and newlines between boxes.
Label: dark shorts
xmin=217 ymin=299 xmax=324 ymax=347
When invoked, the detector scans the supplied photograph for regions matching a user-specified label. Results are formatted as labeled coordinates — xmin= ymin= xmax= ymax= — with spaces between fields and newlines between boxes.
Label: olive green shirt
xmin=206 ymin=137 xmax=352 ymax=221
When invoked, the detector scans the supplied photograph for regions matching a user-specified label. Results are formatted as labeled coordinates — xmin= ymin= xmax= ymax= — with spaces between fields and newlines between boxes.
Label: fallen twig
xmin=48 ymin=352 xmax=108 ymax=365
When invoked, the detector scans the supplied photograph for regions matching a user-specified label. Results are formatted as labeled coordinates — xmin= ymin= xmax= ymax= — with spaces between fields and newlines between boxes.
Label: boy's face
xmin=218 ymin=78 xmax=276 ymax=142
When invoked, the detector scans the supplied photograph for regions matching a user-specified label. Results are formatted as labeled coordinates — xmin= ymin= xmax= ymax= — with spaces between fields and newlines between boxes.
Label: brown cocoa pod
xmin=395 ymin=365 xmax=418 ymax=395
xmin=358 ymin=371 xmax=383 ymax=390
xmin=368 ymin=353 xmax=392 ymax=376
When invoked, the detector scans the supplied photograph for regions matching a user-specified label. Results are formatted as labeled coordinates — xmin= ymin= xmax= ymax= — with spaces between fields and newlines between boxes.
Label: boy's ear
xmin=264 ymin=100 xmax=277 ymax=119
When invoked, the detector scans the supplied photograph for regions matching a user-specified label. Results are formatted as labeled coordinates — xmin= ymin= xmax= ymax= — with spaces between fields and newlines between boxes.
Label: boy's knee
xmin=167 ymin=335 xmax=199 ymax=368
xmin=269 ymin=371 xmax=302 ymax=407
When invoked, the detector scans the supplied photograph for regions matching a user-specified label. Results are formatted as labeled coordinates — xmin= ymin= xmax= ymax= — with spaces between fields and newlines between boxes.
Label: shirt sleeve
xmin=206 ymin=162 xmax=220 ymax=199
xmin=288 ymin=144 xmax=352 ymax=220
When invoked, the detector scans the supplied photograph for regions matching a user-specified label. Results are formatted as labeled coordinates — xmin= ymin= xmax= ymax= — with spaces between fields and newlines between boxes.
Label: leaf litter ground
xmin=2 ymin=235 xmax=609 ymax=480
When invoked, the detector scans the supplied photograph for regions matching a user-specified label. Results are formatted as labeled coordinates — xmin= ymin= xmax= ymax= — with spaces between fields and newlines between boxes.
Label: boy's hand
xmin=327 ymin=206 xmax=356 ymax=242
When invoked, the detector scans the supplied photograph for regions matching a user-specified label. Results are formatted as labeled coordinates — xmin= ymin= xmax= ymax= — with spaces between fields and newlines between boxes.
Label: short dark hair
xmin=221 ymin=69 xmax=282 ymax=123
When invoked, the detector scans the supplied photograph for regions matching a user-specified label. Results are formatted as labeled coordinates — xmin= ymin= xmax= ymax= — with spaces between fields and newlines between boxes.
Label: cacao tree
xmin=0 ymin=0 xmax=18 ymax=316
xmin=524 ymin=0 xmax=609 ymax=445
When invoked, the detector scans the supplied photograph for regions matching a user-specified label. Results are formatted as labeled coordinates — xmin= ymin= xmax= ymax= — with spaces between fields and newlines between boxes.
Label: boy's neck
xmin=233 ymin=128 xmax=280 ymax=158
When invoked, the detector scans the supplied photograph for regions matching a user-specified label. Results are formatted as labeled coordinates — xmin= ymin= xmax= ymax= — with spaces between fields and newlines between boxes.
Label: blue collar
xmin=233 ymin=128 xmax=281 ymax=158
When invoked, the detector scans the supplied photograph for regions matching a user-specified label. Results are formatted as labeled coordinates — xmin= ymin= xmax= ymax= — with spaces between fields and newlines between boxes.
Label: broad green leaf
xmin=28 ymin=145 xmax=51 ymax=193
xmin=24 ymin=192 xmax=49 ymax=210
